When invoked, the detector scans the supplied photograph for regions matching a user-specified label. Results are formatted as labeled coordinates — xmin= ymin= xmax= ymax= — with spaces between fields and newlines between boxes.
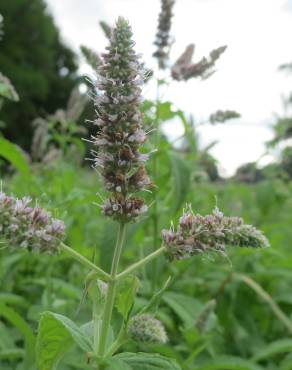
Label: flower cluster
xmin=128 ymin=314 xmax=168 ymax=344
xmin=209 ymin=110 xmax=241 ymax=124
xmin=162 ymin=206 xmax=269 ymax=260
xmin=92 ymin=17 xmax=152 ymax=222
xmin=153 ymin=0 xmax=175 ymax=69
xmin=171 ymin=45 xmax=227 ymax=81
xmin=0 ymin=192 xmax=65 ymax=254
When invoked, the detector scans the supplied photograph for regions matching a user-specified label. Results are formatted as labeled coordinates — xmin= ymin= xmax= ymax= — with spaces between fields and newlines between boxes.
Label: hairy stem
xmin=116 ymin=246 xmax=166 ymax=281
xmin=59 ymin=242 xmax=110 ymax=281
xmin=97 ymin=223 xmax=127 ymax=357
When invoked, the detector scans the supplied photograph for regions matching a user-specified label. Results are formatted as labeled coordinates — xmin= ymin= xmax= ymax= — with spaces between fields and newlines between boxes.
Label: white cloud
xmin=46 ymin=0 xmax=292 ymax=175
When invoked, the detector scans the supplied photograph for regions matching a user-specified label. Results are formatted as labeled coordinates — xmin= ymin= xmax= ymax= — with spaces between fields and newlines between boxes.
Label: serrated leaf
xmin=113 ymin=352 xmax=181 ymax=370
xmin=0 ymin=137 xmax=30 ymax=175
xmin=36 ymin=311 xmax=92 ymax=370
xmin=105 ymin=358 xmax=132 ymax=370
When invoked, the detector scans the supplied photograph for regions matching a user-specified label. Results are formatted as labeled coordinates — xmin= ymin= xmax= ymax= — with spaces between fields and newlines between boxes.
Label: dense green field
xmin=1 ymin=160 xmax=292 ymax=370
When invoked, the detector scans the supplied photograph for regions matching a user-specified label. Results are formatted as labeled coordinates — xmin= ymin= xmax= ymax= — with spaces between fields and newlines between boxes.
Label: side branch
xmin=116 ymin=246 xmax=166 ymax=281
xmin=59 ymin=242 xmax=110 ymax=282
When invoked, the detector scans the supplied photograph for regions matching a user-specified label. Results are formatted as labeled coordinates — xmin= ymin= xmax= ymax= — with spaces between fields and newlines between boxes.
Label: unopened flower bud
xmin=128 ymin=314 xmax=168 ymax=344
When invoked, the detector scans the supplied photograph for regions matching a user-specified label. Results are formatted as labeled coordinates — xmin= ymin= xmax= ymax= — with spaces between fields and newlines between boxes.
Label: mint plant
xmin=0 ymin=17 xmax=269 ymax=370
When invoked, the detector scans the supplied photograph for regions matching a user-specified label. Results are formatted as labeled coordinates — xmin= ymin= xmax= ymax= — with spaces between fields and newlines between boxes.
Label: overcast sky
xmin=46 ymin=0 xmax=292 ymax=175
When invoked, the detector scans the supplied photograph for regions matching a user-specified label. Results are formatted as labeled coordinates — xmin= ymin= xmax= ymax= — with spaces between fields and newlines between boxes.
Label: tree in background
xmin=0 ymin=0 xmax=78 ymax=149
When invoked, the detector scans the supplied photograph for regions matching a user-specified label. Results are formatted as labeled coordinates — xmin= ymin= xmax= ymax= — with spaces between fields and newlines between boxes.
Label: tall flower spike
xmin=92 ymin=17 xmax=152 ymax=223
xmin=162 ymin=206 xmax=269 ymax=261
xmin=0 ymin=192 xmax=65 ymax=254
xmin=153 ymin=0 xmax=175 ymax=69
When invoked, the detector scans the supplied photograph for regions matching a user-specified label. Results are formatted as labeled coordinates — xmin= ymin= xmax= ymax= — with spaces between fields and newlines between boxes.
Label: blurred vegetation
xmin=0 ymin=0 xmax=78 ymax=149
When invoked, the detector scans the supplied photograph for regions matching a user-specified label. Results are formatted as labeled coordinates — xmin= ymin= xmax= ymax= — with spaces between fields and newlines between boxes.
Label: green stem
xmin=97 ymin=223 xmax=127 ymax=357
xmin=60 ymin=242 xmax=110 ymax=281
xmin=105 ymin=325 xmax=128 ymax=357
xmin=151 ymin=79 xmax=161 ymax=289
xmin=116 ymin=246 xmax=166 ymax=281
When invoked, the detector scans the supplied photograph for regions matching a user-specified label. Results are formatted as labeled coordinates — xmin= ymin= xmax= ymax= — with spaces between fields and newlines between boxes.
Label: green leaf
xmin=36 ymin=311 xmax=92 ymax=370
xmin=112 ymin=352 xmax=181 ymax=370
xmin=169 ymin=152 xmax=191 ymax=213
xmin=0 ymin=137 xmax=30 ymax=175
xmin=0 ymin=303 xmax=35 ymax=365
xmin=163 ymin=292 xmax=202 ymax=327
xmin=116 ymin=275 xmax=140 ymax=320
xmin=105 ymin=358 xmax=132 ymax=370
xmin=157 ymin=101 xmax=176 ymax=122
xmin=196 ymin=356 xmax=264 ymax=370
xmin=0 ymin=348 xmax=25 ymax=360
xmin=252 ymin=339 xmax=292 ymax=362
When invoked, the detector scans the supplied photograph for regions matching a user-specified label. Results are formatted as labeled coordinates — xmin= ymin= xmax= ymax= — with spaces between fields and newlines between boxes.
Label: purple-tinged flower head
xmin=171 ymin=45 xmax=227 ymax=81
xmin=162 ymin=205 xmax=269 ymax=261
xmin=0 ymin=192 xmax=65 ymax=254
xmin=128 ymin=314 xmax=168 ymax=344
xmin=91 ymin=17 xmax=152 ymax=223
xmin=153 ymin=0 xmax=175 ymax=69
